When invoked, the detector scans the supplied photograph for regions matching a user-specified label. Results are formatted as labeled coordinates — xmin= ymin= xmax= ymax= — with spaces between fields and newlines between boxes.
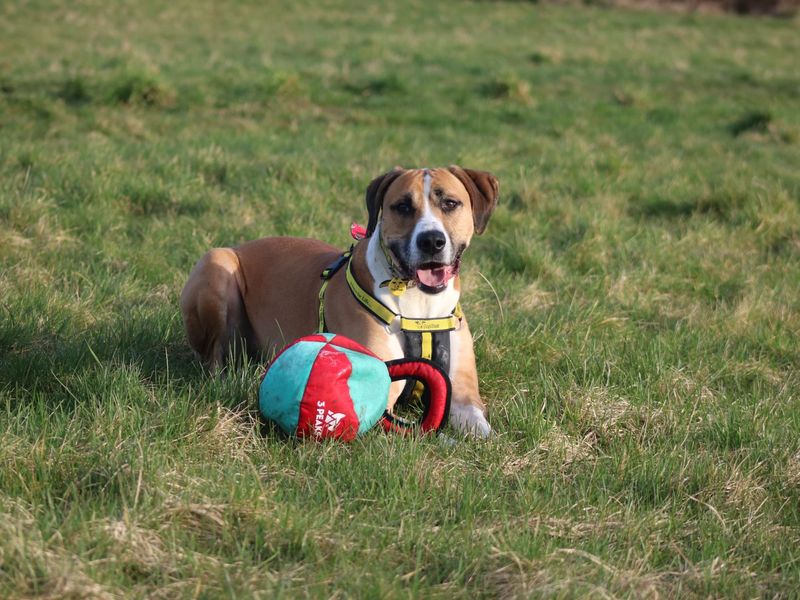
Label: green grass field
xmin=2 ymin=0 xmax=800 ymax=597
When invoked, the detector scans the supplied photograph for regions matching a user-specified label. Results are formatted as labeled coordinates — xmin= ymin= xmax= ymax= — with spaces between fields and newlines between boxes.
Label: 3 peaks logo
xmin=325 ymin=411 xmax=346 ymax=431
xmin=314 ymin=400 xmax=346 ymax=437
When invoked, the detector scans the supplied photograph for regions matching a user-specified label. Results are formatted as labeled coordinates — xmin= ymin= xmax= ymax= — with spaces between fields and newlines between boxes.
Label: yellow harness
xmin=317 ymin=250 xmax=462 ymax=371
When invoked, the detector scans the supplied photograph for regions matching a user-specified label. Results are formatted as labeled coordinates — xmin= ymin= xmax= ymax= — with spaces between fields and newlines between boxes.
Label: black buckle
xmin=320 ymin=248 xmax=352 ymax=280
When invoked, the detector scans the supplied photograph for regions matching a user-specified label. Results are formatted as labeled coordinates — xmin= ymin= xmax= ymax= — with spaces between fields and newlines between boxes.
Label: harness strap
xmin=317 ymin=248 xmax=353 ymax=333
xmin=398 ymin=328 xmax=450 ymax=404
xmin=317 ymin=279 xmax=331 ymax=333
xmin=421 ymin=332 xmax=432 ymax=360
xmin=410 ymin=331 xmax=432 ymax=403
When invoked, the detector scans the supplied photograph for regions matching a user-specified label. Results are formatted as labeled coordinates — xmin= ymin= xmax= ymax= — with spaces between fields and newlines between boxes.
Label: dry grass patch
xmin=485 ymin=544 xmax=771 ymax=599
xmin=0 ymin=261 xmax=55 ymax=293
xmin=506 ymin=282 xmax=556 ymax=314
xmin=661 ymin=369 xmax=716 ymax=409
xmin=411 ymin=450 xmax=472 ymax=494
xmin=535 ymin=426 xmax=596 ymax=470
xmin=162 ymin=500 xmax=231 ymax=544
xmin=484 ymin=548 xmax=554 ymax=599
xmin=0 ymin=499 xmax=119 ymax=600
xmin=193 ymin=406 xmax=262 ymax=461
xmin=489 ymin=509 xmax=626 ymax=543
xmin=721 ymin=462 xmax=768 ymax=516
xmin=785 ymin=451 xmax=800 ymax=489
xmin=731 ymin=359 xmax=787 ymax=388
xmin=500 ymin=448 xmax=544 ymax=478
xmin=568 ymin=387 xmax=636 ymax=439
xmin=563 ymin=386 xmax=663 ymax=447
xmin=95 ymin=514 xmax=312 ymax=598
xmin=606 ymin=270 xmax=709 ymax=326
xmin=97 ymin=518 xmax=184 ymax=582
xmin=485 ymin=546 xmax=667 ymax=599
xmin=0 ymin=432 xmax=31 ymax=474
xmin=732 ymin=287 xmax=798 ymax=336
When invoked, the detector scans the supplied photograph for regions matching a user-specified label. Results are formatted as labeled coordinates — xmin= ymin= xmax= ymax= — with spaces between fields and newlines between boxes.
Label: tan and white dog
xmin=180 ymin=166 xmax=499 ymax=436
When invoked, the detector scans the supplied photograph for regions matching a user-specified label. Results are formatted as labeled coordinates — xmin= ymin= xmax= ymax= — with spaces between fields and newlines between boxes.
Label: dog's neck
xmin=365 ymin=224 xmax=460 ymax=319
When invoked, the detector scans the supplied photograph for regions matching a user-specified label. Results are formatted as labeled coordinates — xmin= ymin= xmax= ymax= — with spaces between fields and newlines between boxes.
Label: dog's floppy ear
xmin=365 ymin=167 xmax=405 ymax=236
xmin=447 ymin=166 xmax=499 ymax=235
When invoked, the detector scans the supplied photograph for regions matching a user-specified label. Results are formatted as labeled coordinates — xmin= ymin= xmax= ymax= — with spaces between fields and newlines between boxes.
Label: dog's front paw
xmin=449 ymin=403 xmax=492 ymax=438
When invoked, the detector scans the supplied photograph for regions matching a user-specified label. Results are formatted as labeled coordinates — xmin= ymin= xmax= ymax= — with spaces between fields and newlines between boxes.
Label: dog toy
xmin=258 ymin=333 xmax=451 ymax=441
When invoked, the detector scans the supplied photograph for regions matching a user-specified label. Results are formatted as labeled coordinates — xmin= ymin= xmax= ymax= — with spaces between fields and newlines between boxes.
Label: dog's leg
xmin=448 ymin=324 xmax=492 ymax=438
xmin=180 ymin=248 xmax=248 ymax=371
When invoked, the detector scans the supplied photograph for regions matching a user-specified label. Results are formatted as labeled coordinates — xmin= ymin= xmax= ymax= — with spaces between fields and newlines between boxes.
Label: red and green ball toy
xmin=259 ymin=333 xmax=451 ymax=440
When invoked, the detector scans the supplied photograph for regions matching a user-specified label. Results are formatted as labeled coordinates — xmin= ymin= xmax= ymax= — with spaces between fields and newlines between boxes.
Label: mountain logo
xmin=313 ymin=400 xmax=346 ymax=436
xmin=324 ymin=411 xmax=345 ymax=432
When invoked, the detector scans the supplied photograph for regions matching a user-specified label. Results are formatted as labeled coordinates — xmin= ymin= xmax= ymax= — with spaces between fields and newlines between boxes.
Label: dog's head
xmin=365 ymin=166 xmax=499 ymax=294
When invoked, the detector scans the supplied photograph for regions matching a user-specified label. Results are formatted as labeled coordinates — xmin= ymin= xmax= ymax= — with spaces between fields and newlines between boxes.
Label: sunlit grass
xmin=1 ymin=0 xmax=799 ymax=597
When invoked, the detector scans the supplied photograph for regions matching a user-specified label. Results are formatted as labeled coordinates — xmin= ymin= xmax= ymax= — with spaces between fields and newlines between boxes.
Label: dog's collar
xmin=317 ymin=248 xmax=462 ymax=334
xmin=345 ymin=257 xmax=462 ymax=333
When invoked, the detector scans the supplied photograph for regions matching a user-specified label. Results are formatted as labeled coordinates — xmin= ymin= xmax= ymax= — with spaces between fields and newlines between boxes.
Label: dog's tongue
xmin=416 ymin=265 xmax=456 ymax=288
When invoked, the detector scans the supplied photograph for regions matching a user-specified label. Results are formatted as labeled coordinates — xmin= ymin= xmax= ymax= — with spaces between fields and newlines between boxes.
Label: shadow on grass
xmin=0 ymin=307 xmax=217 ymax=407
xmin=628 ymin=191 xmax=747 ymax=221
xmin=729 ymin=110 xmax=772 ymax=137
xmin=339 ymin=74 xmax=406 ymax=98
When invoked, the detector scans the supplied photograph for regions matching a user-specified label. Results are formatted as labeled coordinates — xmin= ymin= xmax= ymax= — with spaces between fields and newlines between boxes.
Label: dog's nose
xmin=416 ymin=230 xmax=447 ymax=255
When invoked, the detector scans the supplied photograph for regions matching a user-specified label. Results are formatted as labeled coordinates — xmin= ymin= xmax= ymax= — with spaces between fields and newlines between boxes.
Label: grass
xmin=1 ymin=0 xmax=799 ymax=597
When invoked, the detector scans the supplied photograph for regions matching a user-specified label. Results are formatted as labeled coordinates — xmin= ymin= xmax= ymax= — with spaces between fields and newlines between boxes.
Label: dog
xmin=180 ymin=166 xmax=499 ymax=436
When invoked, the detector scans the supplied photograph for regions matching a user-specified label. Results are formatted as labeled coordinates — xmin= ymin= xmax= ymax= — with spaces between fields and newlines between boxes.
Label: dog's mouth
xmin=415 ymin=259 xmax=460 ymax=293
xmin=385 ymin=240 xmax=465 ymax=294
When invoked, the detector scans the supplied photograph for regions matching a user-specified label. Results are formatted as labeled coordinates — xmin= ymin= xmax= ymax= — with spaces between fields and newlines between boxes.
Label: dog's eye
xmin=441 ymin=198 xmax=462 ymax=212
xmin=392 ymin=202 xmax=414 ymax=215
